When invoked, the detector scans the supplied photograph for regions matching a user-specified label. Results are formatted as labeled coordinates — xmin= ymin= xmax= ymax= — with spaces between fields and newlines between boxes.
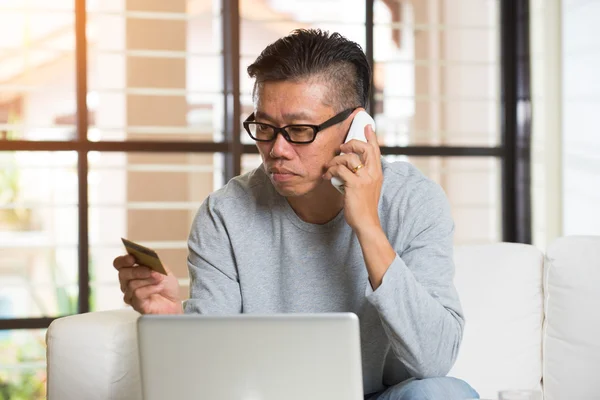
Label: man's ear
xmin=342 ymin=107 xmax=364 ymax=133
xmin=350 ymin=107 xmax=365 ymax=118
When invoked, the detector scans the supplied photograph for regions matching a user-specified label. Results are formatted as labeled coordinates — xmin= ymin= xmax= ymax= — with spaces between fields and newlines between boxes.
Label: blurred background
xmin=0 ymin=0 xmax=598 ymax=398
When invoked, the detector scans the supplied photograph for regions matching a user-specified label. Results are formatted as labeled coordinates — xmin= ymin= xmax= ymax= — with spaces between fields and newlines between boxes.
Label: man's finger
xmin=118 ymin=266 xmax=154 ymax=292
xmin=130 ymin=284 xmax=165 ymax=311
xmin=365 ymin=124 xmax=378 ymax=145
xmin=340 ymin=138 xmax=370 ymax=157
xmin=326 ymin=153 xmax=362 ymax=170
xmin=123 ymin=292 xmax=131 ymax=305
xmin=338 ymin=137 xmax=378 ymax=173
xmin=364 ymin=125 xmax=381 ymax=156
xmin=127 ymin=277 xmax=160 ymax=294
xmin=323 ymin=164 xmax=356 ymax=183
xmin=124 ymin=278 xmax=161 ymax=304
xmin=113 ymin=255 xmax=136 ymax=270
xmin=119 ymin=265 xmax=153 ymax=281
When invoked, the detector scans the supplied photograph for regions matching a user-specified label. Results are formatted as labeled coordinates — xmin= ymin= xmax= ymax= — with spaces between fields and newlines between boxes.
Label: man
xmin=114 ymin=29 xmax=479 ymax=400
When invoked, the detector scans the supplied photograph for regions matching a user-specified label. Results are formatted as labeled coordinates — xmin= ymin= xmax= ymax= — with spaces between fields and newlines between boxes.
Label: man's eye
xmin=288 ymin=126 xmax=311 ymax=134
xmin=256 ymin=124 xmax=270 ymax=132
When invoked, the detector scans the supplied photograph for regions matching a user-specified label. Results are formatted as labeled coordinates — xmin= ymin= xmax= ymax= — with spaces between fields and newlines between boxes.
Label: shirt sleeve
xmin=183 ymin=196 xmax=242 ymax=315
xmin=365 ymin=181 xmax=465 ymax=379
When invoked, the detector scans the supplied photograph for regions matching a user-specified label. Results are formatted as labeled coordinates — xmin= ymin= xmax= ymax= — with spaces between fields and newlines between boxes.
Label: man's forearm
xmin=356 ymin=224 xmax=464 ymax=378
xmin=366 ymin=257 xmax=464 ymax=378
xmin=355 ymin=225 xmax=396 ymax=290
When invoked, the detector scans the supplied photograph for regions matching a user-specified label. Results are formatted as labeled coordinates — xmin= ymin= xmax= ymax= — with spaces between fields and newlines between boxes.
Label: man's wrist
xmin=354 ymin=221 xmax=384 ymax=240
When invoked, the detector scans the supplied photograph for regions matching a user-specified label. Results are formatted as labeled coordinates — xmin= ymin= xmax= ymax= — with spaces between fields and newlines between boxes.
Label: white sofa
xmin=46 ymin=236 xmax=600 ymax=400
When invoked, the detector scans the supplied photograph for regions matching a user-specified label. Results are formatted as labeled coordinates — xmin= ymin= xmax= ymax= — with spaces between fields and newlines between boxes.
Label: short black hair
xmin=247 ymin=29 xmax=371 ymax=111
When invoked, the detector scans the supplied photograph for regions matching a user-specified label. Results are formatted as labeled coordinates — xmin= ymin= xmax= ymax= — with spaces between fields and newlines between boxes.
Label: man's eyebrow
xmin=254 ymin=111 xmax=275 ymax=123
xmin=255 ymin=110 xmax=316 ymax=124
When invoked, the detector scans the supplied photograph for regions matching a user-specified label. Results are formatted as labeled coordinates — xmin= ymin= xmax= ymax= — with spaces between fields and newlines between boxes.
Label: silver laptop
xmin=137 ymin=313 xmax=364 ymax=400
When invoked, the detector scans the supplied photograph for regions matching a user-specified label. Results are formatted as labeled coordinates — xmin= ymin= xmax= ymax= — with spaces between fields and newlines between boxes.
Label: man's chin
xmin=270 ymin=178 xmax=330 ymax=198
xmin=272 ymin=182 xmax=302 ymax=197
xmin=269 ymin=177 xmax=310 ymax=197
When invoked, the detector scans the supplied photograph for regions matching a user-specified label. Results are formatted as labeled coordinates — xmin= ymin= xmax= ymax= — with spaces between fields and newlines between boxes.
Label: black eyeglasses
xmin=243 ymin=108 xmax=357 ymax=144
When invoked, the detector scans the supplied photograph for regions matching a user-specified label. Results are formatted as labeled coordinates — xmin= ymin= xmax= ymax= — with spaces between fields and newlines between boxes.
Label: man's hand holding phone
xmin=323 ymin=109 xmax=383 ymax=233
xmin=113 ymin=238 xmax=183 ymax=315
xmin=324 ymin=110 xmax=393 ymax=290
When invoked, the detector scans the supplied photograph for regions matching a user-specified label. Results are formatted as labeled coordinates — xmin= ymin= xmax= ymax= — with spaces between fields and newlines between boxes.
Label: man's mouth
xmin=269 ymin=168 xmax=296 ymax=182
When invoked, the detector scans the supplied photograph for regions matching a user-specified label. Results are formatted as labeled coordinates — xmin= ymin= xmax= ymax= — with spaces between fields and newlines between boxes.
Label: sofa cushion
xmin=46 ymin=309 xmax=141 ymax=400
xmin=543 ymin=236 xmax=600 ymax=400
xmin=449 ymin=243 xmax=544 ymax=399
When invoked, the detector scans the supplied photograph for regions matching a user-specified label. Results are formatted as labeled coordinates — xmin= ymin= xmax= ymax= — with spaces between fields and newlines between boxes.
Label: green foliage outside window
xmin=0 ymin=332 xmax=46 ymax=400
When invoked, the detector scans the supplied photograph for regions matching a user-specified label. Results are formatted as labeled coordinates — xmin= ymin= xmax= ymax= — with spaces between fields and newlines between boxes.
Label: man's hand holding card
xmin=113 ymin=238 xmax=183 ymax=315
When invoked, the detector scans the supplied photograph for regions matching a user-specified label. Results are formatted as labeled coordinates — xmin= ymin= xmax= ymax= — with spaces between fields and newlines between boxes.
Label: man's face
xmin=253 ymin=79 xmax=353 ymax=197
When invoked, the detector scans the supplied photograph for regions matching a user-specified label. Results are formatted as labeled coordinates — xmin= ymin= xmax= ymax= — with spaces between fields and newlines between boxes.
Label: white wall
xmin=561 ymin=0 xmax=600 ymax=236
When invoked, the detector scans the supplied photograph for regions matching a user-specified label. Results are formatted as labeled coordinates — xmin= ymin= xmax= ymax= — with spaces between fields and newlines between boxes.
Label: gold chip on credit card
xmin=121 ymin=237 xmax=168 ymax=275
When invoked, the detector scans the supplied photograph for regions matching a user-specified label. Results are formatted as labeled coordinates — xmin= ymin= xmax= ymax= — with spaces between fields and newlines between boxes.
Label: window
xmin=559 ymin=0 xmax=600 ymax=237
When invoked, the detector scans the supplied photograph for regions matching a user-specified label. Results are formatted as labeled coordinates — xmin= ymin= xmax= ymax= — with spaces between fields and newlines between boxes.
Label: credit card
xmin=121 ymin=237 xmax=168 ymax=275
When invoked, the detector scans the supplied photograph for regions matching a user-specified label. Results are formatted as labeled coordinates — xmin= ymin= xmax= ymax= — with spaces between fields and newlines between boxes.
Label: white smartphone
xmin=331 ymin=110 xmax=376 ymax=194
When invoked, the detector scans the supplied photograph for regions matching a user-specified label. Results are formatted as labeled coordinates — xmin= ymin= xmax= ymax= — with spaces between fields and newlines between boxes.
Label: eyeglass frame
xmin=242 ymin=107 xmax=358 ymax=144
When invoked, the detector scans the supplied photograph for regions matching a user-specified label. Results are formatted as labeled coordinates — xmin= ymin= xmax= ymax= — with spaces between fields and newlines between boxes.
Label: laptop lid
xmin=137 ymin=313 xmax=364 ymax=400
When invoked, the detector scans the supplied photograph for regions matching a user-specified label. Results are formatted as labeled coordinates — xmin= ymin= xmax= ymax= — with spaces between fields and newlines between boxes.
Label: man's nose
xmin=269 ymin=131 xmax=292 ymax=158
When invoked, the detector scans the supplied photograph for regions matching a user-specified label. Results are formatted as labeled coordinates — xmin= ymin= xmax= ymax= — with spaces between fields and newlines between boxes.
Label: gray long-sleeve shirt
xmin=183 ymin=160 xmax=464 ymax=395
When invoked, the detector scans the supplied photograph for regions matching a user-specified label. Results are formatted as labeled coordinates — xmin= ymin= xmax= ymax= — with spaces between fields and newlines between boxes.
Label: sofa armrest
xmin=449 ymin=242 xmax=544 ymax=398
xmin=46 ymin=309 xmax=142 ymax=400
xmin=543 ymin=235 xmax=600 ymax=400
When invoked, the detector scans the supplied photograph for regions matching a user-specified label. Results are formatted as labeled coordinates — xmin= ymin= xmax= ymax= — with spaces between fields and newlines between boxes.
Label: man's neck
xmin=286 ymin=183 xmax=344 ymax=225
